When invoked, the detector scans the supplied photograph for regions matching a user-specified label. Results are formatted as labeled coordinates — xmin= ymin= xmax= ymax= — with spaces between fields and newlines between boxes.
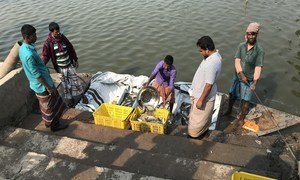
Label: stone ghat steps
xmin=170 ymin=124 xmax=281 ymax=149
xmin=21 ymin=109 xmax=289 ymax=151
xmin=1 ymin=128 xmax=280 ymax=179
xmin=0 ymin=127 xmax=240 ymax=179
xmin=20 ymin=112 xmax=289 ymax=175
xmin=0 ymin=145 xmax=162 ymax=180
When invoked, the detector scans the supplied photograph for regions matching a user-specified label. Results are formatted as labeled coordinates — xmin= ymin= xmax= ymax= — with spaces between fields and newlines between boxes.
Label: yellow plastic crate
xmin=93 ymin=103 xmax=133 ymax=129
xmin=130 ymin=107 xmax=169 ymax=134
xmin=231 ymin=171 xmax=275 ymax=180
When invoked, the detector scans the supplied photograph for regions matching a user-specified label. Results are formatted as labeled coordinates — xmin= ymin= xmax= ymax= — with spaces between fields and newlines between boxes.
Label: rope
xmin=247 ymin=83 xmax=297 ymax=161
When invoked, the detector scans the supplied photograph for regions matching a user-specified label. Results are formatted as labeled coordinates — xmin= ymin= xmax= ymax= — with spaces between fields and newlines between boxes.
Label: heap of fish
xmin=120 ymin=92 xmax=191 ymax=125
xmin=136 ymin=111 xmax=166 ymax=124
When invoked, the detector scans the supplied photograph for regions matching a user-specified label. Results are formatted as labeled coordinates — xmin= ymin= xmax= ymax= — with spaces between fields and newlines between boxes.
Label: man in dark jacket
xmin=42 ymin=22 xmax=83 ymax=107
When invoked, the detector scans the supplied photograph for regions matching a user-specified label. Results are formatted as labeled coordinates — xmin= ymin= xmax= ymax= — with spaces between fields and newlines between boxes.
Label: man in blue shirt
xmin=19 ymin=24 xmax=68 ymax=132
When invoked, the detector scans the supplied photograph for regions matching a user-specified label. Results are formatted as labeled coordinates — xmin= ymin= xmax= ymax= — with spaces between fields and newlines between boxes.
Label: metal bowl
xmin=137 ymin=86 xmax=160 ymax=111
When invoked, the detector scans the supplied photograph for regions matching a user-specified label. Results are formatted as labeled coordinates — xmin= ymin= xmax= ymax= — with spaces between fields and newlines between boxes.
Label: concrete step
xmin=0 ymin=127 xmax=274 ymax=180
xmin=169 ymin=124 xmax=280 ymax=149
xmin=18 ymin=112 xmax=291 ymax=175
xmin=0 ymin=144 xmax=162 ymax=180
xmin=22 ymin=109 xmax=282 ymax=151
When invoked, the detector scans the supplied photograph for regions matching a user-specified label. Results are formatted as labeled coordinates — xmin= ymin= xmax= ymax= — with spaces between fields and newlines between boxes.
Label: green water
xmin=0 ymin=0 xmax=299 ymax=116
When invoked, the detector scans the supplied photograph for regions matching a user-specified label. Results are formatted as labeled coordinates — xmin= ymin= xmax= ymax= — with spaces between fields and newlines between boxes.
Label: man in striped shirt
xmin=42 ymin=22 xmax=83 ymax=107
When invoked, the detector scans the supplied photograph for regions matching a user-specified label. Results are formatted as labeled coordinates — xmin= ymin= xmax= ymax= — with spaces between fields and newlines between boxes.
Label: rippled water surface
xmin=0 ymin=0 xmax=299 ymax=115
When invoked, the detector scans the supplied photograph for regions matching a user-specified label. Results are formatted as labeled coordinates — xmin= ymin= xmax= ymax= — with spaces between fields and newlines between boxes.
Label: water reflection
xmin=291 ymin=76 xmax=300 ymax=84
xmin=295 ymin=29 xmax=300 ymax=37
xmin=292 ymin=90 xmax=300 ymax=98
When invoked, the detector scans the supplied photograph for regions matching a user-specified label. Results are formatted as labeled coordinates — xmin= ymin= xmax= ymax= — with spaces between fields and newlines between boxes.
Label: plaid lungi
xmin=229 ymin=74 xmax=253 ymax=101
xmin=60 ymin=65 xmax=83 ymax=100
xmin=36 ymin=88 xmax=67 ymax=126
xmin=152 ymin=80 xmax=175 ymax=103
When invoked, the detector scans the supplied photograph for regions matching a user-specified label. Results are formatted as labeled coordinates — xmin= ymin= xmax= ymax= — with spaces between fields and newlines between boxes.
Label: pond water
xmin=0 ymin=0 xmax=299 ymax=116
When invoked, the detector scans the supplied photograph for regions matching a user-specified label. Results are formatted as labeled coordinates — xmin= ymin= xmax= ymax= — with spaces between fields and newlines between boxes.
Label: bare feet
xmin=237 ymin=114 xmax=246 ymax=127
xmin=238 ymin=119 xmax=245 ymax=127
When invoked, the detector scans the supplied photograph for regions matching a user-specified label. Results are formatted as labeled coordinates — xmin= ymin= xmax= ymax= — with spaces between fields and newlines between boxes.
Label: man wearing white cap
xmin=224 ymin=22 xmax=265 ymax=126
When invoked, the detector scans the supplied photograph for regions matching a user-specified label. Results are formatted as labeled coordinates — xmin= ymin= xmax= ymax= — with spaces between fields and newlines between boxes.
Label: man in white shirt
xmin=188 ymin=36 xmax=222 ymax=139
